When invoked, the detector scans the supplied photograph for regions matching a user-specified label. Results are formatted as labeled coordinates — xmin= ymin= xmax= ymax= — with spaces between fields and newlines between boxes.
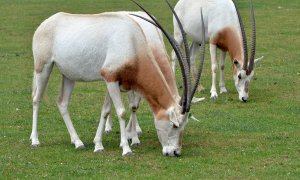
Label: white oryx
xmin=31 ymin=0 xmax=206 ymax=156
xmin=104 ymin=11 xmax=172 ymax=146
xmin=171 ymin=0 xmax=263 ymax=102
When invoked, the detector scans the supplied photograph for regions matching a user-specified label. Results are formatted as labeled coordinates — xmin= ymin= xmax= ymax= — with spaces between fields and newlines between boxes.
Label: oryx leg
xmin=31 ymin=63 xmax=54 ymax=147
xmin=56 ymin=75 xmax=84 ymax=149
xmin=210 ymin=44 xmax=218 ymax=99
xmin=104 ymin=91 xmax=142 ymax=137
xmin=128 ymin=91 xmax=142 ymax=135
xmin=126 ymin=91 xmax=141 ymax=146
xmin=94 ymin=92 xmax=113 ymax=153
xmin=106 ymin=82 xmax=132 ymax=156
xmin=190 ymin=41 xmax=205 ymax=92
xmin=219 ymin=50 xmax=227 ymax=94
xmin=104 ymin=114 xmax=113 ymax=133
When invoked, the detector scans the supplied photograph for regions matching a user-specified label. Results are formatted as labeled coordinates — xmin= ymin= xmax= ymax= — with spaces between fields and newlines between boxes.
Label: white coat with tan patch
xmin=31 ymin=11 xmax=189 ymax=156
xmin=171 ymin=0 xmax=262 ymax=102
xmin=103 ymin=11 xmax=179 ymax=147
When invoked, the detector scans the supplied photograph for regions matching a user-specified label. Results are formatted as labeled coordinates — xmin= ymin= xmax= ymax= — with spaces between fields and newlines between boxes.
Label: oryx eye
xmin=238 ymin=74 xmax=242 ymax=80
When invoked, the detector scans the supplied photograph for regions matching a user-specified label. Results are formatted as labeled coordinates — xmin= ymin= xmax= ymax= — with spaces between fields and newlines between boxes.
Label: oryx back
xmin=33 ymin=12 xmax=145 ymax=82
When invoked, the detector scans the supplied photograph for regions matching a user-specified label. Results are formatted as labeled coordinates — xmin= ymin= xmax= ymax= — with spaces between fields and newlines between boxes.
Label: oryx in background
xmin=171 ymin=0 xmax=263 ymax=102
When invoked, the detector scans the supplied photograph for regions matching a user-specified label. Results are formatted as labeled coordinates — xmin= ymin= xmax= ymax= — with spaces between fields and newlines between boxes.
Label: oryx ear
xmin=254 ymin=56 xmax=264 ymax=65
xmin=233 ymin=59 xmax=242 ymax=70
xmin=168 ymin=108 xmax=179 ymax=128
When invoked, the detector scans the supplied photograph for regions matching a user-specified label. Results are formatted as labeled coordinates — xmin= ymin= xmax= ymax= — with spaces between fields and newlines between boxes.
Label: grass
xmin=0 ymin=0 xmax=299 ymax=179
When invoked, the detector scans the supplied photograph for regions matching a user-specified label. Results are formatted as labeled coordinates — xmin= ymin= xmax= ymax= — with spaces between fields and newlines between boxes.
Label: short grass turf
xmin=0 ymin=0 xmax=299 ymax=179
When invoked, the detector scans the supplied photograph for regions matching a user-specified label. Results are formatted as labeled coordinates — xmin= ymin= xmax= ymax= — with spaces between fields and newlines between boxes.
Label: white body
xmin=172 ymin=0 xmax=259 ymax=101
xmin=104 ymin=11 xmax=170 ymax=146
xmin=31 ymin=11 xmax=187 ymax=156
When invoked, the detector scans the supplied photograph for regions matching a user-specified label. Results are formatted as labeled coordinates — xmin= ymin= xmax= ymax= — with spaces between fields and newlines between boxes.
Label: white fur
xmin=172 ymin=0 xmax=257 ymax=102
xmin=31 ymin=11 xmax=188 ymax=156
xmin=103 ymin=11 xmax=166 ymax=144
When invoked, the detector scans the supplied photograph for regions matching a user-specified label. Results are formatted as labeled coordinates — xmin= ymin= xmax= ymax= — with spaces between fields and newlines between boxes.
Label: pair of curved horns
xmin=232 ymin=0 xmax=256 ymax=75
xmin=131 ymin=0 xmax=206 ymax=114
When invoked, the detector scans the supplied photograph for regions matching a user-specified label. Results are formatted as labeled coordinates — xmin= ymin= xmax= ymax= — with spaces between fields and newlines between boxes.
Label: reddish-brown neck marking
xmin=135 ymin=52 xmax=176 ymax=116
xmin=151 ymin=47 xmax=179 ymax=99
xmin=210 ymin=27 xmax=244 ymax=74
xmin=100 ymin=52 xmax=176 ymax=120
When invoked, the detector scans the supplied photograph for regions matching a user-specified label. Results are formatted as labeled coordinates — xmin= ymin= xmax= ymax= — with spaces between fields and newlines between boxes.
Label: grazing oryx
xmin=104 ymin=11 xmax=171 ymax=146
xmin=31 ymin=0 xmax=206 ymax=156
xmin=171 ymin=0 xmax=263 ymax=102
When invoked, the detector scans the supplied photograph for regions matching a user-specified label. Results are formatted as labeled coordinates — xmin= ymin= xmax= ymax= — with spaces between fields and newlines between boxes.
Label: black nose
xmin=242 ymin=97 xmax=247 ymax=102
xmin=174 ymin=151 xmax=180 ymax=157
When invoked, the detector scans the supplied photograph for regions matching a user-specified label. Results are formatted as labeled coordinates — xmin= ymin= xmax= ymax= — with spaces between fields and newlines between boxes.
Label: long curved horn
xmin=187 ymin=8 xmax=206 ymax=112
xmin=131 ymin=0 xmax=191 ymax=113
xmin=248 ymin=0 xmax=256 ymax=73
xmin=164 ymin=0 xmax=191 ymax=113
xmin=232 ymin=0 xmax=248 ymax=71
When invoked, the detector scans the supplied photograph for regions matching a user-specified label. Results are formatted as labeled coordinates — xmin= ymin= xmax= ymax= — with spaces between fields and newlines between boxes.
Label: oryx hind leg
xmin=94 ymin=92 xmax=112 ymax=153
xmin=126 ymin=91 xmax=141 ymax=146
xmin=57 ymin=75 xmax=84 ymax=149
xmin=31 ymin=62 xmax=54 ymax=147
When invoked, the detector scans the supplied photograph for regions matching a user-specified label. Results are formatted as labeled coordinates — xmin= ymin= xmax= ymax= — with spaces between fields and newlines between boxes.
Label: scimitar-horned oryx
xmin=171 ymin=0 xmax=263 ymax=102
xmin=103 ymin=11 xmax=172 ymax=147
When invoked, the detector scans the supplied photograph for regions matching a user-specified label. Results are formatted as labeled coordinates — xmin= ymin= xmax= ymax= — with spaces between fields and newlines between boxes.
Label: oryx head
xmin=132 ymin=0 xmax=206 ymax=156
xmin=232 ymin=0 xmax=262 ymax=102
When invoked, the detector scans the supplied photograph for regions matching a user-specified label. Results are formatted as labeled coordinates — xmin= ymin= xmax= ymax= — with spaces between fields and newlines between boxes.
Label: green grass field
xmin=0 ymin=0 xmax=299 ymax=179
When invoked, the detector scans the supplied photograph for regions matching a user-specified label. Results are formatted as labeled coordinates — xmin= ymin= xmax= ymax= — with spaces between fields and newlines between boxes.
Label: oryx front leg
xmin=57 ymin=75 xmax=84 ymax=149
xmin=210 ymin=44 xmax=218 ymax=99
xmin=107 ymin=82 xmax=132 ymax=156
xmin=219 ymin=50 xmax=227 ymax=94
xmin=126 ymin=91 xmax=141 ymax=146
xmin=31 ymin=63 xmax=53 ymax=147
xmin=94 ymin=93 xmax=112 ymax=153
